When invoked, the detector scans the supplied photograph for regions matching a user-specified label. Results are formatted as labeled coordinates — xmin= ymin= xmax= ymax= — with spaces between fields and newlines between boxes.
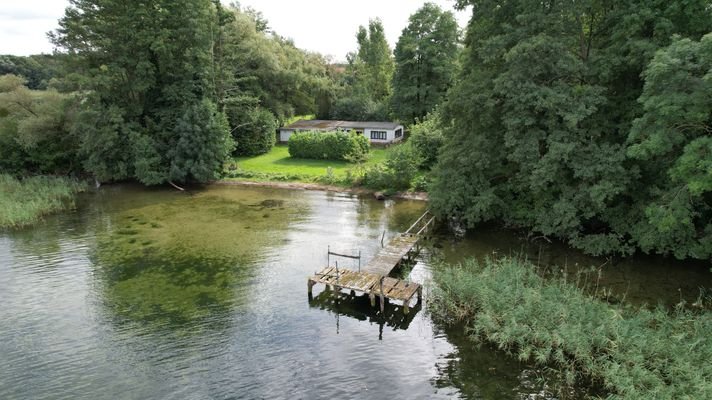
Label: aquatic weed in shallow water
xmin=0 ymin=174 xmax=86 ymax=228
xmin=430 ymin=257 xmax=712 ymax=399
xmin=90 ymin=189 xmax=304 ymax=329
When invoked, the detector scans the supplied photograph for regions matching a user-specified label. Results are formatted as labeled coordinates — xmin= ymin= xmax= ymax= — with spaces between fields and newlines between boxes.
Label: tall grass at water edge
xmin=0 ymin=174 xmax=86 ymax=228
xmin=430 ymin=257 xmax=712 ymax=399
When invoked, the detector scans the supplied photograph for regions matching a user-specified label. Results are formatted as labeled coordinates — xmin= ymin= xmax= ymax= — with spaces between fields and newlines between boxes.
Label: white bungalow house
xmin=278 ymin=120 xmax=404 ymax=144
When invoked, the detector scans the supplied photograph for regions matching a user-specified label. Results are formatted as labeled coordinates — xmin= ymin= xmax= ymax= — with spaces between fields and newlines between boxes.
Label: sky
xmin=0 ymin=0 xmax=470 ymax=60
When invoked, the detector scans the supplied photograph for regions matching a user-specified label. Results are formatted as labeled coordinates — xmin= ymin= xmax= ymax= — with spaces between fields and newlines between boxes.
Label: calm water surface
xmin=1 ymin=184 xmax=708 ymax=399
xmin=1 ymin=185 xmax=558 ymax=400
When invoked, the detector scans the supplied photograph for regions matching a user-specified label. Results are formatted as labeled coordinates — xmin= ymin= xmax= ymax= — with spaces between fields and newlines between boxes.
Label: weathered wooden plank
xmin=316 ymin=266 xmax=335 ymax=277
xmin=361 ymin=234 xmax=419 ymax=275
xmin=310 ymin=268 xmax=381 ymax=293
xmin=365 ymin=276 xmax=420 ymax=302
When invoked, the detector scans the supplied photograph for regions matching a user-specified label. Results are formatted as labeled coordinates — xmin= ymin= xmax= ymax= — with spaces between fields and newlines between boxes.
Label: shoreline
xmin=213 ymin=179 xmax=429 ymax=201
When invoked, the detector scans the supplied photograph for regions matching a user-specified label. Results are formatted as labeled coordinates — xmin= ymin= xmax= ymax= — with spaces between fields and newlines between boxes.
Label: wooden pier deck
xmin=308 ymin=210 xmax=435 ymax=314
xmin=360 ymin=234 xmax=419 ymax=274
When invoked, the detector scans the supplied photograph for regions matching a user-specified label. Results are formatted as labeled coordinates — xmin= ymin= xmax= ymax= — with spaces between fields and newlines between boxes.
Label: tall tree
xmin=431 ymin=0 xmax=712 ymax=259
xmin=51 ymin=0 xmax=234 ymax=185
xmin=218 ymin=5 xmax=333 ymax=154
xmin=391 ymin=3 xmax=459 ymax=124
xmin=625 ymin=33 xmax=712 ymax=258
xmin=354 ymin=19 xmax=395 ymax=101
xmin=331 ymin=19 xmax=395 ymax=120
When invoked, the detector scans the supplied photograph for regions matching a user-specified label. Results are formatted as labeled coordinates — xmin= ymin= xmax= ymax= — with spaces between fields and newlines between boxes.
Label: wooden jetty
xmin=308 ymin=210 xmax=435 ymax=314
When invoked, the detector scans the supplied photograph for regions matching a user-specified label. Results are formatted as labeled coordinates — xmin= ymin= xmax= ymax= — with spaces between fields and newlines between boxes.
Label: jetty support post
xmin=332 ymin=261 xmax=340 ymax=294
xmin=379 ymin=276 xmax=385 ymax=313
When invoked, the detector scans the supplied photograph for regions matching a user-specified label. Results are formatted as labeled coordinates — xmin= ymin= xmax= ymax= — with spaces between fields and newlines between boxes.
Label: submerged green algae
xmin=92 ymin=187 xmax=308 ymax=326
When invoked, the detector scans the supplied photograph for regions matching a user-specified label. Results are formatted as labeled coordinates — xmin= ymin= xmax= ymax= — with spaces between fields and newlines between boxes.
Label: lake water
xmin=1 ymin=184 xmax=709 ymax=399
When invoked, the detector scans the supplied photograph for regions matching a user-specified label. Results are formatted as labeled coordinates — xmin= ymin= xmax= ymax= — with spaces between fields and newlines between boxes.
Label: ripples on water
xmin=0 ymin=185 xmax=590 ymax=399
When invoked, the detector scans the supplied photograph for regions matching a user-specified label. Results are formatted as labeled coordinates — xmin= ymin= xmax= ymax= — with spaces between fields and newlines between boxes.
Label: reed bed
xmin=430 ymin=257 xmax=712 ymax=399
xmin=0 ymin=174 xmax=86 ymax=228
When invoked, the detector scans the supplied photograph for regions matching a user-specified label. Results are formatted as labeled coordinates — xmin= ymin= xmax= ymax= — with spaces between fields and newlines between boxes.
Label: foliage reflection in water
xmin=4 ymin=184 xmax=688 ymax=399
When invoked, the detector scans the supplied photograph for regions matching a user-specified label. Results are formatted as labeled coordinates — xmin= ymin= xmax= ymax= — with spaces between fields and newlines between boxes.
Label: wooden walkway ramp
xmin=308 ymin=210 xmax=435 ymax=314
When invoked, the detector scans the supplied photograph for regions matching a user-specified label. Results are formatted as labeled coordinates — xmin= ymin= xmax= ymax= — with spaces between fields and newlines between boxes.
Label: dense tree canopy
xmin=391 ymin=3 xmax=459 ymax=124
xmin=51 ymin=0 xmax=234 ymax=184
xmin=351 ymin=19 xmax=395 ymax=102
xmin=5 ymin=0 xmax=711 ymax=262
xmin=213 ymin=4 xmax=335 ymax=154
xmin=431 ymin=0 xmax=712 ymax=259
xmin=0 ymin=74 xmax=80 ymax=174
xmin=2 ymin=2 xmax=340 ymax=180
xmin=221 ymin=5 xmax=334 ymax=122
xmin=331 ymin=19 xmax=395 ymax=121
xmin=626 ymin=33 xmax=712 ymax=258
xmin=0 ymin=55 xmax=64 ymax=90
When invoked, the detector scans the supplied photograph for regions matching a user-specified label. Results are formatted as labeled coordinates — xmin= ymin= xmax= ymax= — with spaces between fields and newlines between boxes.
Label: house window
xmin=370 ymin=130 xmax=387 ymax=140
xmin=395 ymin=128 xmax=403 ymax=138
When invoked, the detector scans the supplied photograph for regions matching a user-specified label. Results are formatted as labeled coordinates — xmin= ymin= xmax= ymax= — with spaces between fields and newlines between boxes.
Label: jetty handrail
xmin=328 ymin=250 xmax=361 ymax=260
xmin=415 ymin=216 xmax=436 ymax=237
xmin=404 ymin=210 xmax=432 ymax=235
xmin=327 ymin=245 xmax=361 ymax=272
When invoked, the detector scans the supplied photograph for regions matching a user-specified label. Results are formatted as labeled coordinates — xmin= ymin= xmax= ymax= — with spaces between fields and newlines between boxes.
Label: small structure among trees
xmin=279 ymin=120 xmax=404 ymax=144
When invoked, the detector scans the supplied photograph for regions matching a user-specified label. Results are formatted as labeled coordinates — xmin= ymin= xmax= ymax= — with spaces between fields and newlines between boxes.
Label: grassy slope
xmin=231 ymin=145 xmax=390 ymax=180
xmin=0 ymin=174 xmax=86 ymax=228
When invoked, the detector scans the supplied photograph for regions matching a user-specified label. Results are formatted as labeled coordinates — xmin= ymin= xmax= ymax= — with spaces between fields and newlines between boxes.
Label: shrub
xmin=409 ymin=111 xmax=445 ymax=169
xmin=363 ymin=144 xmax=421 ymax=190
xmin=288 ymin=130 xmax=369 ymax=161
xmin=411 ymin=174 xmax=429 ymax=191
xmin=362 ymin=164 xmax=392 ymax=190
xmin=231 ymin=107 xmax=277 ymax=156
xmin=431 ymin=257 xmax=712 ymax=399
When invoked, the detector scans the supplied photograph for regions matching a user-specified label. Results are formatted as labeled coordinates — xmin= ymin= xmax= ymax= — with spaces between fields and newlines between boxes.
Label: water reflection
xmin=433 ymin=227 xmax=712 ymax=307
xmin=308 ymin=289 xmax=422 ymax=339
xmin=4 ymin=183 xmax=698 ymax=399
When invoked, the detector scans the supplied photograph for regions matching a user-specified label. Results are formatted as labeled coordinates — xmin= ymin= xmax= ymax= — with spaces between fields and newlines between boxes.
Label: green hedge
xmin=288 ymin=130 xmax=369 ymax=161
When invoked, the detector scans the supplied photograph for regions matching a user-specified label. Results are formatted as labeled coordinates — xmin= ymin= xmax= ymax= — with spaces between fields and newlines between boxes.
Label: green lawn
xmin=230 ymin=145 xmax=390 ymax=181
xmin=282 ymin=114 xmax=315 ymax=126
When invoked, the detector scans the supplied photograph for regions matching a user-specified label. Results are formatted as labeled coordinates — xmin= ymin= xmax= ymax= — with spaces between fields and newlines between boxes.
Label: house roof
xmin=281 ymin=120 xmax=401 ymax=131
